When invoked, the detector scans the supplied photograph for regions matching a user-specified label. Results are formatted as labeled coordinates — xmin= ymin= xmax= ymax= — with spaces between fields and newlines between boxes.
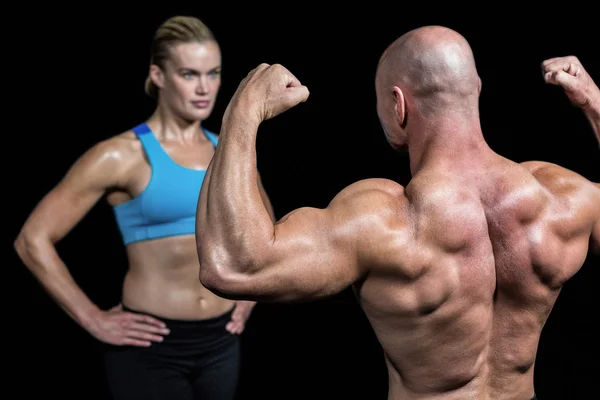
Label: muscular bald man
xmin=195 ymin=26 xmax=600 ymax=399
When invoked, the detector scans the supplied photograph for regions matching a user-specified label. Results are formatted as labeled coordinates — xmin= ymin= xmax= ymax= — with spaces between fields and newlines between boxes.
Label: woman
xmin=13 ymin=15 xmax=274 ymax=400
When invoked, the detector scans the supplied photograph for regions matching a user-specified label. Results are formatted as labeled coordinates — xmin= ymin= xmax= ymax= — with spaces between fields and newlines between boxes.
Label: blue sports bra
xmin=112 ymin=122 xmax=218 ymax=245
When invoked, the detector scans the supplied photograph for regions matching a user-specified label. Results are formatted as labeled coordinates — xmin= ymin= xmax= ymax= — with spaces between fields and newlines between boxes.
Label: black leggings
xmin=103 ymin=306 xmax=240 ymax=400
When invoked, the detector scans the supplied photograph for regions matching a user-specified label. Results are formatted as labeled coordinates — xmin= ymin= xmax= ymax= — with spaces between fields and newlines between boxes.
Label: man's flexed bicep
xmin=199 ymin=178 xmax=405 ymax=303
xmin=249 ymin=206 xmax=362 ymax=301
xmin=200 ymin=203 xmax=363 ymax=303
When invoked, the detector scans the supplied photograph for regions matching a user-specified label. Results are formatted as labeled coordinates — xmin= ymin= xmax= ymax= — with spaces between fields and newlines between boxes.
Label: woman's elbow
xmin=14 ymin=228 xmax=46 ymax=268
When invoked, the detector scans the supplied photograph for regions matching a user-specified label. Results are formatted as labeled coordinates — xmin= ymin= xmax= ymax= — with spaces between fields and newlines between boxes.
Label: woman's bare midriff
xmin=121 ymin=234 xmax=235 ymax=320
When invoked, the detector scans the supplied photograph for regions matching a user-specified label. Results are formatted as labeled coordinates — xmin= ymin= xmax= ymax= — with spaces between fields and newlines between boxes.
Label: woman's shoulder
xmin=80 ymin=127 xmax=144 ymax=168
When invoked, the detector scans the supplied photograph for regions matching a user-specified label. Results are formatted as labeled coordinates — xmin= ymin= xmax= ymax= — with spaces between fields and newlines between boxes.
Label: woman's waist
xmin=122 ymin=272 xmax=234 ymax=320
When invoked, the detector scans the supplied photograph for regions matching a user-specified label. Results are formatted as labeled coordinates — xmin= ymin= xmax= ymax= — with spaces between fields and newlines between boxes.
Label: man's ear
xmin=393 ymin=86 xmax=406 ymax=128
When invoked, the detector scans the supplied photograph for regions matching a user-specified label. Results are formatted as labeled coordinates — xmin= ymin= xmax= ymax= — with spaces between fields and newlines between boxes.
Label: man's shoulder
xmin=329 ymin=178 xmax=410 ymax=220
xmin=337 ymin=178 xmax=406 ymax=202
xmin=515 ymin=160 xmax=600 ymax=231
xmin=519 ymin=160 xmax=564 ymax=174
xmin=519 ymin=160 xmax=594 ymax=192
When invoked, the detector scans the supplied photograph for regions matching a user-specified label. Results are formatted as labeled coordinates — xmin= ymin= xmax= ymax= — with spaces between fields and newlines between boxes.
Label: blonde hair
xmin=145 ymin=16 xmax=217 ymax=99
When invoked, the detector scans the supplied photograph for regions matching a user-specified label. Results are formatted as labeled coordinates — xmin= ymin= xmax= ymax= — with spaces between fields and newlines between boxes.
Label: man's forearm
xmin=583 ymin=95 xmax=600 ymax=145
xmin=198 ymin=112 xmax=275 ymax=275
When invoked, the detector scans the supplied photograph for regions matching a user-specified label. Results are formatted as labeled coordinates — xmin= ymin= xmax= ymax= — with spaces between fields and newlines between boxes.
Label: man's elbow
xmin=199 ymin=265 xmax=256 ymax=301
xmin=197 ymin=248 xmax=258 ymax=300
xmin=198 ymin=258 xmax=229 ymax=294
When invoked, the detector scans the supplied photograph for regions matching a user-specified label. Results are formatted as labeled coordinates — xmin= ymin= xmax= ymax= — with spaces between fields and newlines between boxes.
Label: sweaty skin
xmin=196 ymin=27 xmax=600 ymax=399
xmin=15 ymin=41 xmax=274 ymax=347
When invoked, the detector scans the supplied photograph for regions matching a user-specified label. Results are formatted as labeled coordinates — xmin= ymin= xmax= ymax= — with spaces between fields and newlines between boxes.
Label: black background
xmin=9 ymin=6 xmax=598 ymax=400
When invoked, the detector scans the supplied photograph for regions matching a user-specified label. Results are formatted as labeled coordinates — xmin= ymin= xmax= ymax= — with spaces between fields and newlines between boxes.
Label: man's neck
xmin=407 ymin=116 xmax=491 ymax=175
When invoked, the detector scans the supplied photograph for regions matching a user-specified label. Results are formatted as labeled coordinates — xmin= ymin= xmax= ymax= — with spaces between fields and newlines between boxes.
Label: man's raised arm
xmin=542 ymin=55 xmax=600 ymax=146
xmin=196 ymin=63 xmax=367 ymax=302
xmin=543 ymin=56 xmax=600 ymax=253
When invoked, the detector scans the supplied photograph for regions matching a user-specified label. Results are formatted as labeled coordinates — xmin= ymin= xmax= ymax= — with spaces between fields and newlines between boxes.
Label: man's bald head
xmin=376 ymin=26 xmax=480 ymax=111
xmin=375 ymin=26 xmax=482 ymax=151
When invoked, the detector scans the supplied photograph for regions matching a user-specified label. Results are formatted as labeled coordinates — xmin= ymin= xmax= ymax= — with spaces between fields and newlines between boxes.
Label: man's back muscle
xmin=354 ymin=158 xmax=598 ymax=397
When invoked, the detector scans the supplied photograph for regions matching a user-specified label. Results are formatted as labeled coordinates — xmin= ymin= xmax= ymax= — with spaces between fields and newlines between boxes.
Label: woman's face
xmin=152 ymin=40 xmax=222 ymax=122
